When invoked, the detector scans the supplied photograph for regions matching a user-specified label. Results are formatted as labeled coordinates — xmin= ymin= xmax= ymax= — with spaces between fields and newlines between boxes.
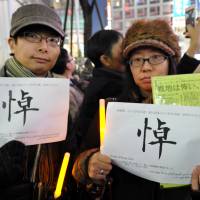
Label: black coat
xmin=177 ymin=53 xmax=200 ymax=74
xmin=74 ymin=67 xmax=125 ymax=148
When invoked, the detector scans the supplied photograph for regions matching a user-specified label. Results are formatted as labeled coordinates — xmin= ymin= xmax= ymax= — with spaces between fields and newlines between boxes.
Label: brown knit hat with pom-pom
xmin=123 ymin=19 xmax=181 ymax=63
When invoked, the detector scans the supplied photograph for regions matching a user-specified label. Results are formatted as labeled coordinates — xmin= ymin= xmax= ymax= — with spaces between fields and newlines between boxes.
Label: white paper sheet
xmin=0 ymin=77 xmax=69 ymax=147
xmin=101 ymin=102 xmax=200 ymax=184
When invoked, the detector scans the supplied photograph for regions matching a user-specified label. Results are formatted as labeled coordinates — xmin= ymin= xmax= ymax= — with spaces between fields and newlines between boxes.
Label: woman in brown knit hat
xmin=114 ymin=18 xmax=197 ymax=199
xmin=72 ymin=19 xmax=200 ymax=200
xmin=122 ymin=19 xmax=180 ymax=105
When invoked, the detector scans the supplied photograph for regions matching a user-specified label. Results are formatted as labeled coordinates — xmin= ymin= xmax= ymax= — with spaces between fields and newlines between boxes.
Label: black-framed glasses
xmin=129 ymin=54 xmax=168 ymax=68
xmin=20 ymin=32 xmax=62 ymax=47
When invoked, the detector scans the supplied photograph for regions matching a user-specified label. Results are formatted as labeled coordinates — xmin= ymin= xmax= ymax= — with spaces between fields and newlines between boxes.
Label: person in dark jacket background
xmin=73 ymin=30 xmax=126 ymax=148
xmin=51 ymin=47 xmax=84 ymax=125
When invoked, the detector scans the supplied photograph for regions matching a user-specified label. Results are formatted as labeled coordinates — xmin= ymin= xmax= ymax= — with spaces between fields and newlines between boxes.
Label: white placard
xmin=101 ymin=102 xmax=200 ymax=184
xmin=0 ymin=77 xmax=69 ymax=147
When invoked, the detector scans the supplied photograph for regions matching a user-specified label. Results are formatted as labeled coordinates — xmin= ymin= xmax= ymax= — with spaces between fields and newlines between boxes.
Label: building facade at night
xmin=110 ymin=0 xmax=199 ymax=53
xmin=111 ymin=0 xmax=173 ymax=34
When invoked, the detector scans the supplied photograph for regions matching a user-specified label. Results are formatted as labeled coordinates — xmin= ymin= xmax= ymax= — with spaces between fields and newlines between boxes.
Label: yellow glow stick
xmin=54 ymin=152 xmax=70 ymax=199
xmin=99 ymin=99 xmax=106 ymax=146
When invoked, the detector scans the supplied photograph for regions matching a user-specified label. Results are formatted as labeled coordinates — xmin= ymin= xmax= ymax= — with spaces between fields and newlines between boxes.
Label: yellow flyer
xmin=152 ymin=73 xmax=200 ymax=187
xmin=152 ymin=73 xmax=200 ymax=106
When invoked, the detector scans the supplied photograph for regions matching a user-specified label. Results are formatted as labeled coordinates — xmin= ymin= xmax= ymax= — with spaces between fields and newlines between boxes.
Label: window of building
xmin=163 ymin=0 xmax=172 ymax=2
xmin=113 ymin=0 xmax=122 ymax=8
xmin=137 ymin=7 xmax=147 ymax=17
xmin=163 ymin=4 xmax=173 ymax=15
xmin=113 ymin=10 xmax=123 ymax=20
xmin=150 ymin=6 xmax=160 ymax=16
xmin=150 ymin=0 xmax=160 ymax=3
xmin=125 ymin=0 xmax=135 ymax=6
xmin=125 ymin=8 xmax=135 ymax=18
xmin=136 ymin=0 xmax=147 ymax=6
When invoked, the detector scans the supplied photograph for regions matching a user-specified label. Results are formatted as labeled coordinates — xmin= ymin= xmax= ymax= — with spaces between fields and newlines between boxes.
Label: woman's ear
xmin=100 ymin=54 xmax=111 ymax=67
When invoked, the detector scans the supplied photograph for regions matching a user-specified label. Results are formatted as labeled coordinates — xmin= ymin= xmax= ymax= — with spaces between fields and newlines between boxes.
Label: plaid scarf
xmin=4 ymin=57 xmax=52 ymax=77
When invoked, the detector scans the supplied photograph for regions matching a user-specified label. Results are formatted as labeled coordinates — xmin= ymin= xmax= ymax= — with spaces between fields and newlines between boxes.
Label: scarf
xmin=4 ymin=57 xmax=52 ymax=77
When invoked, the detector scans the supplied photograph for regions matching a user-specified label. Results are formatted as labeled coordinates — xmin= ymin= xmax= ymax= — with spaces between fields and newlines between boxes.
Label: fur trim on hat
xmin=123 ymin=19 xmax=181 ymax=63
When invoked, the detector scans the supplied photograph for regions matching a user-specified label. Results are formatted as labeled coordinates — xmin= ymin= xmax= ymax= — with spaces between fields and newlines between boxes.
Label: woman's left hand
xmin=88 ymin=151 xmax=112 ymax=181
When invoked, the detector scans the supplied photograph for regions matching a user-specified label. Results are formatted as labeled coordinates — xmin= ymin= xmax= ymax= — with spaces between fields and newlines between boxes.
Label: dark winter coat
xmin=73 ymin=67 xmax=125 ymax=148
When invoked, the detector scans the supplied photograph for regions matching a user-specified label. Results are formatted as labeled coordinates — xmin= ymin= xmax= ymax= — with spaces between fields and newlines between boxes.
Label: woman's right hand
xmin=88 ymin=151 xmax=112 ymax=181
xmin=191 ymin=165 xmax=200 ymax=191
xmin=186 ymin=18 xmax=200 ymax=57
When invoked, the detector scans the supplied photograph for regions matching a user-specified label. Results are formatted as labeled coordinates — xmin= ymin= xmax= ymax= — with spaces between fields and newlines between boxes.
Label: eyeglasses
xmin=20 ymin=32 xmax=62 ymax=47
xmin=129 ymin=54 xmax=168 ymax=68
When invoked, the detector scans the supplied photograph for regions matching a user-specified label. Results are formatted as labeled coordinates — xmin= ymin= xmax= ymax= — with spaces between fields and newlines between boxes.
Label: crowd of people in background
xmin=1 ymin=2 xmax=200 ymax=200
